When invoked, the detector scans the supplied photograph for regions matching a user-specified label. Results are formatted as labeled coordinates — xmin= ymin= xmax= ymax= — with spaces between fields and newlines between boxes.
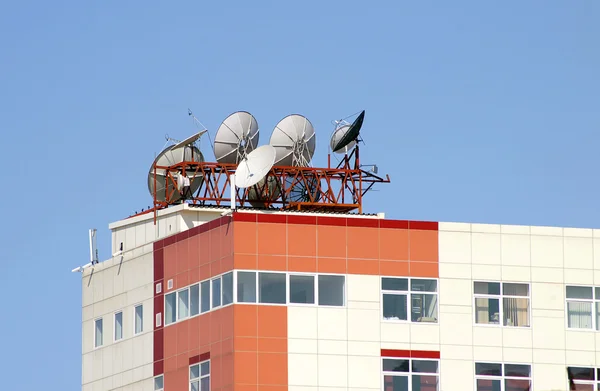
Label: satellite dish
xmin=330 ymin=110 xmax=365 ymax=154
xmin=269 ymin=114 xmax=316 ymax=166
xmin=148 ymin=144 xmax=204 ymax=202
xmin=248 ymin=176 xmax=281 ymax=208
xmin=214 ymin=111 xmax=259 ymax=164
xmin=234 ymin=145 xmax=276 ymax=189
xmin=285 ymin=176 xmax=321 ymax=203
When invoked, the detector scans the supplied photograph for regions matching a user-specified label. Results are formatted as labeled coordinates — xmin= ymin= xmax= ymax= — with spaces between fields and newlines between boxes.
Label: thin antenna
xmin=89 ymin=229 xmax=98 ymax=265
xmin=188 ymin=108 xmax=217 ymax=157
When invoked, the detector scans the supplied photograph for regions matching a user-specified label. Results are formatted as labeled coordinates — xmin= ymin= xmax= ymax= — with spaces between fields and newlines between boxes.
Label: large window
xmin=163 ymin=273 xmax=235 ymax=327
xmin=474 ymin=282 xmax=530 ymax=327
xmin=134 ymin=304 xmax=143 ymax=334
xmin=290 ymin=275 xmax=315 ymax=304
xmin=190 ymin=360 xmax=210 ymax=391
xmin=475 ymin=362 xmax=531 ymax=391
xmin=566 ymin=286 xmax=600 ymax=330
xmin=178 ymin=289 xmax=190 ymax=320
xmin=382 ymin=357 xmax=439 ymax=391
xmin=237 ymin=271 xmax=257 ymax=303
xmin=114 ymin=312 xmax=123 ymax=341
xmin=94 ymin=318 xmax=103 ymax=348
xmin=382 ymin=277 xmax=438 ymax=322
xmin=567 ymin=366 xmax=600 ymax=390
xmin=212 ymin=278 xmax=221 ymax=309
xmin=235 ymin=271 xmax=346 ymax=307
xmin=318 ymin=275 xmax=345 ymax=306
xmin=259 ymin=272 xmax=287 ymax=304
xmin=201 ymin=281 xmax=210 ymax=313
xmin=190 ymin=284 xmax=200 ymax=316
xmin=222 ymin=272 xmax=233 ymax=306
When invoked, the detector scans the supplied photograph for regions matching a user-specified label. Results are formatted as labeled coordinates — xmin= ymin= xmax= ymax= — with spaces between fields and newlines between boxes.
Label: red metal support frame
xmin=132 ymin=146 xmax=390 ymax=219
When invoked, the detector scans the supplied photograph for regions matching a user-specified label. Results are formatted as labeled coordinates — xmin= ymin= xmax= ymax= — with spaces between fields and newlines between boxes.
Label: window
xmin=567 ymin=366 xmax=599 ymax=390
xmin=318 ymin=275 xmax=345 ymax=306
xmin=154 ymin=374 xmax=164 ymax=391
xmin=474 ymin=282 xmax=530 ymax=327
xmin=475 ymin=362 xmax=531 ymax=391
xmin=190 ymin=284 xmax=200 ymax=316
xmin=156 ymin=313 xmax=162 ymax=327
xmin=201 ymin=281 xmax=210 ymax=313
xmin=290 ymin=274 xmax=315 ymax=304
xmin=382 ymin=357 xmax=439 ymax=391
xmin=135 ymin=304 xmax=143 ymax=334
xmin=156 ymin=282 xmax=162 ymax=294
xmin=382 ymin=277 xmax=438 ymax=322
xmin=114 ymin=312 xmax=123 ymax=341
xmin=212 ymin=278 xmax=221 ymax=308
xmin=222 ymin=272 xmax=233 ymax=306
xmin=237 ymin=271 xmax=257 ymax=303
xmin=566 ymin=286 xmax=600 ymax=330
xmin=259 ymin=272 xmax=286 ymax=304
xmin=190 ymin=360 xmax=210 ymax=391
xmin=165 ymin=292 xmax=176 ymax=325
xmin=94 ymin=318 xmax=103 ymax=348
xmin=178 ymin=288 xmax=189 ymax=320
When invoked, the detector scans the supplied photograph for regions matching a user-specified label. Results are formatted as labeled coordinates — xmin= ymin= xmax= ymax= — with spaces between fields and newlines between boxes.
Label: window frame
xmin=94 ymin=317 xmax=103 ymax=349
xmin=474 ymin=361 xmax=532 ymax=391
xmin=567 ymin=366 xmax=599 ymax=389
xmin=473 ymin=281 xmax=531 ymax=328
xmin=162 ymin=272 xmax=236 ymax=328
xmin=114 ymin=311 xmax=124 ymax=342
xmin=381 ymin=356 xmax=440 ymax=391
xmin=134 ymin=304 xmax=144 ymax=335
xmin=154 ymin=374 xmax=164 ymax=391
xmin=189 ymin=359 xmax=210 ymax=391
xmin=565 ymin=284 xmax=599 ymax=331
xmin=287 ymin=272 xmax=317 ymax=306
xmin=381 ymin=276 xmax=439 ymax=324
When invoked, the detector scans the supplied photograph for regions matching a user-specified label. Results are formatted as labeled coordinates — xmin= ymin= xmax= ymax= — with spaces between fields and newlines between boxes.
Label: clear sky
xmin=0 ymin=1 xmax=598 ymax=389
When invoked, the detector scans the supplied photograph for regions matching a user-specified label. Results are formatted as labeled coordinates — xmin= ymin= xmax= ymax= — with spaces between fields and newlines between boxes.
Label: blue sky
xmin=0 ymin=1 xmax=598 ymax=389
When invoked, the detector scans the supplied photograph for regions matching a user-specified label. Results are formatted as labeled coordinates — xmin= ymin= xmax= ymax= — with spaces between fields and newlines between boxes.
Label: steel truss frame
xmin=137 ymin=146 xmax=389 ymax=221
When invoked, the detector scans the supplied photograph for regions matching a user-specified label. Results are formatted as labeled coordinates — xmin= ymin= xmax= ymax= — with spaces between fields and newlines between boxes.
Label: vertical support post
xmin=153 ymin=161 xmax=157 ymax=225
xmin=356 ymin=145 xmax=362 ymax=214
xmin=230 ymin=174 xmax=236 ymax=210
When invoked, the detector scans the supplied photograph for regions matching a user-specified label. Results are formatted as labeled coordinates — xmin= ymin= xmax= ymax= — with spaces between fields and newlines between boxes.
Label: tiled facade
xmin=81 ymin=205 xmax=600 ymax=391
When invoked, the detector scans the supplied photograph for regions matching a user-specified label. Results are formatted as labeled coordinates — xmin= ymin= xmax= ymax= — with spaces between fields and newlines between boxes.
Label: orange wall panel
xmin=347 ymin=226 xmax=379 ymax=259
xmin=317 ymin=257 xmax=347 ymax=274
xmin=380 ymin=228 xmax=409 ymax=261
xmin=287 ymin=256 xmax=316 ymax=273
xmin=257 ymin=223 xmax=287 ymax=256
xmin=287 ymin=224 xmax=316 ymax=257
xmin=409 ymin=229 xmax=438 ymax=262
xmin=317 ymin=225 xmax=346 ymax=258
xmin=234 ymin=222 xmax=257 ymax=254
xmin=257 ymin=255 xmax=287 ymax=272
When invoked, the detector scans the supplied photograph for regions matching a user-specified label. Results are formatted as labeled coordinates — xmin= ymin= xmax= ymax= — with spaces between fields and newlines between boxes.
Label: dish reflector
xmin=269 ymin=114 xmax=315 ymax=166
xmin=214 ymin=111 xmax=259 ymax=164
xmin=234 ymin=145 xmax=276 ymax=189
xmin=330 ymin=110 xmax=365 ymax=154
xmin=148 ymin=144 xmax=204 ymax=202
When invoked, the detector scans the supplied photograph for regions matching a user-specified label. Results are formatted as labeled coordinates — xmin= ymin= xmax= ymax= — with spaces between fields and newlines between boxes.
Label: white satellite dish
xmin=269 ymin=114 xmax=315 ymax=166
xmin=148 ymin=144 xmax=204 ymax=202
xmin=234 ymin=145 xmax=276 ymax=189
xmin=214 ymin=111 xmax=259 ymax=164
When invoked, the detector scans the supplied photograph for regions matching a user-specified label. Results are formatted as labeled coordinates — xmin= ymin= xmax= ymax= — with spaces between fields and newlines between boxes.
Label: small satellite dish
xmin=285 ymin=176 xmax=321 ymax=203
xmin=148 ymin=144 xmax=204 ymax=202
xmin=330 ymin=110 xmax=365 ymax=154
xmin=234 ymin=145 xmax=276 ymax=189
xmin=214 ymin=111 xmax=259 ymax=164
xmin=248 ymin=176 xmax=281 ymax=208
xmin=269 ymin=114 xmax=315 ymax=166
